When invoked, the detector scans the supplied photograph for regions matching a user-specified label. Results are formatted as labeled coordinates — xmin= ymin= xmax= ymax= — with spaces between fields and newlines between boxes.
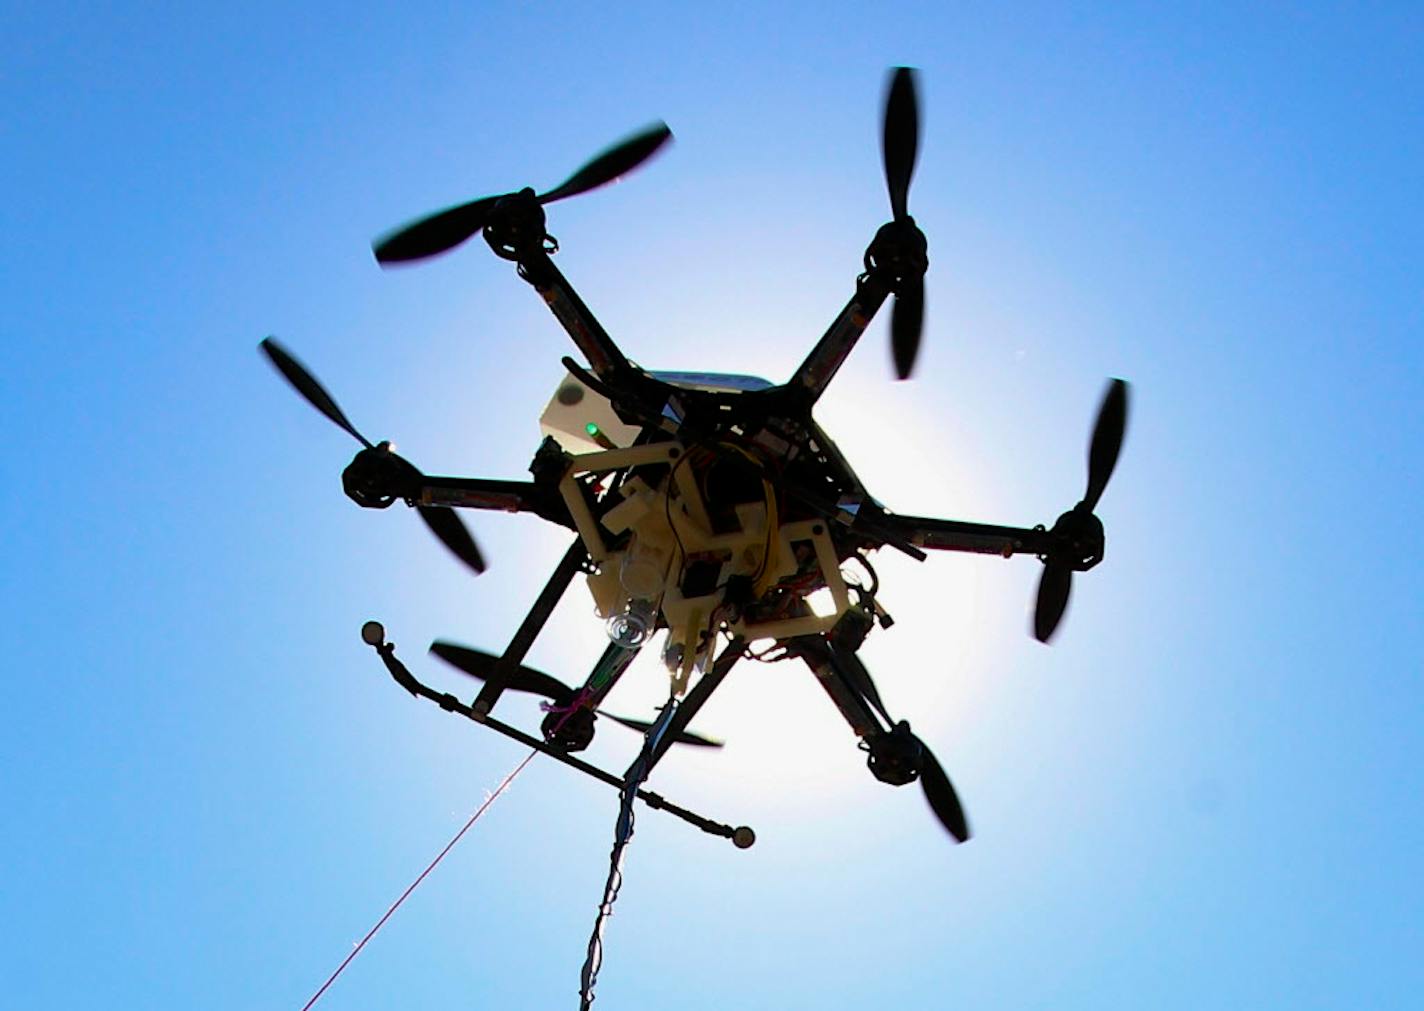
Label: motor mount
xmin=864 ymin=217 xmax=928 ymax=291
xmin=1046 ymin=504 xmax=1106 ymax=572
xmin=866 ymin=721 xmax=923 ymax=786
xmin=342 ymin=443 xmax=421 ymax=509
xmin=542 ymin=705 xmax=597 ymax=753
xmin=483 ymin=188 xmax=551 ymax=261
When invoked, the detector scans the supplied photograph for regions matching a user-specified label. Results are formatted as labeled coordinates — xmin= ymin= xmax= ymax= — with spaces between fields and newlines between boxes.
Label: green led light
xmin=585 ymin=422 xmax=601 ymax=436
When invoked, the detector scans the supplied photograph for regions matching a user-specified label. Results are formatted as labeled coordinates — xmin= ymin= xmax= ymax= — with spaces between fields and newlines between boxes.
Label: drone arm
xmin=787 ymin=635 xmax=886 ymax=738
xmin=415 ymin=476 xmax=575 ymax=529
xmin=472 ymin=538 xmax=588 ymax=716
xmin=863 ymin=509 xmax=1054 ymax=558
xmin=787 ymin=273 xmax=894 ymax=402
xmin=572 ymin=640 xmax=643 ymax=710
xmin=518 ymin=248 xmax=635 ymax=385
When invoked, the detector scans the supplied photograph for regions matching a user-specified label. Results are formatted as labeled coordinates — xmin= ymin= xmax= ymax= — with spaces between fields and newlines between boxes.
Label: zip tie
xmin=299 ymin=749 xmax=537 ymax=1010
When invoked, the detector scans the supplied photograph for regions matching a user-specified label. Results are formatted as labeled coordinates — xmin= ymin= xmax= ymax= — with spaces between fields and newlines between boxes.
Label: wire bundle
xmin=578 ymin=699 xmax=679 ymax=1008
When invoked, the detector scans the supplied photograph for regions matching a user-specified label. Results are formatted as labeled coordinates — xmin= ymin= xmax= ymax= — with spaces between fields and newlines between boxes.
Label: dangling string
xmin=301 ymin=643 xmax=673 ymax=1009
xmin=541 ymin=686 xmax=594 ymax=720
xmin=541 ymin=645 xmax=631 ymax=722
xmin=578 ymin=697 xmax=679 ymax=1009
xmin=298 ymin=749 xmax=537 ymax=1010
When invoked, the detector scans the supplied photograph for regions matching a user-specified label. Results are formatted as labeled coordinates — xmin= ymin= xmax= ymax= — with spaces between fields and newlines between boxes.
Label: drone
xmin=262 ymin=68 xmax=1128 ymax=848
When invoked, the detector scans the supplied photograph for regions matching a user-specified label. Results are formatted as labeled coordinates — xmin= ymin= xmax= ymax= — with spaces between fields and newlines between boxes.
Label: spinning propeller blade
xmin=1032 ymin=379 xmax=1130 ymax=643
xmin=538 ymin=122 xmax=673 ymax=204
xmin=372 ymin=195 xmax=503 ymax=265
xmin=878 ymin=67 xmax=928 ymax=379
xmin=1033 ymin=560 xmax=1074 ymax=644
xmin=890 ymin=273 xmax=924 ymax=381
xmin=430 ymin=642 xmax=721 ymax=748
xmin=260 ymin=338 xmax=373 ymax=448
xmin=1084 ymin=378 xmax=1129 ymax=512
xmin=915 ymin=734 xmax=970 ymax=842
xmin=429 ymin=642 xmax=575 ymax=703
xmin=373 ymin=122 xmax=672 ymax=265
xmin=260 ymin=339 xmax=487 ymax=575
xmin=416 ymin=506 xmax=486 ymax=575
xmin=600 ymin=713 xmax=724 ymax=749
xmin=840 ymin=647 xmax=969 ymax=843
xmin=883 ymin=66 xmax=920 ymax=222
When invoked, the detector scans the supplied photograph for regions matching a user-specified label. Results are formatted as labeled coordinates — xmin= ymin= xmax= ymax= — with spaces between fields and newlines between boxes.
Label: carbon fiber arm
xmin=786 ymin=273 xmax=894 ymax=404
xmin=415 ymin=476 xmax=574 ymax=529
xmin=862 ymin=506 xmax=1052 ymax=558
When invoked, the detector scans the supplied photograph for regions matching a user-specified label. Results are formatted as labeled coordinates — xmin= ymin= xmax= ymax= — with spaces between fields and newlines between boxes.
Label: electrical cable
xmin=662 ymin=443 xmax=700 ymax=568
xmin=578 ymin=696 xmax=679 ymax=1009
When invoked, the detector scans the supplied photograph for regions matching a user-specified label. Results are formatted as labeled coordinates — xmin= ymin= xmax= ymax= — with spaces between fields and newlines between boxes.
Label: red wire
xmin=299 ymin=749 xmax=538 ymax=1010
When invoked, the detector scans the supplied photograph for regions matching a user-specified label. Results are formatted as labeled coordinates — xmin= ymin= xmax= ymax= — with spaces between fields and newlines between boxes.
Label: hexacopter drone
xmin=262 ymin=68 xmax=1128 ymax=848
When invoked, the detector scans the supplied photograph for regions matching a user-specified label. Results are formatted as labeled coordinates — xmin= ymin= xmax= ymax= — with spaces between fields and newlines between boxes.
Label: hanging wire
xmin=298 ymin=749 xmax=537 ymax=1010
xmin=578 ymin=697 xmax=679 ymax=1009
xmin=578 ymin=782 xmax=636 ymax=1008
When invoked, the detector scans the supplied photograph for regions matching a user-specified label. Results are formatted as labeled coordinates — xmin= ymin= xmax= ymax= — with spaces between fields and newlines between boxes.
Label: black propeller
xmin=839 ymin=648 xmax=970 ymax=843
xmin=883 ymin=68 xmax=919 ymax=223
xmin=915 ymin=733 xmax=971 ymax=843
xmin=430 ymin=641 xmax=577 ymax=703
xmin=259 ymin=338 xmax=486 ymax=574
xmin=261 ymin=337 xmax=373 ymax=449
xmin=429 ymin=642 xmax=722 ymax=748
xmin=413 ymin=505 xmax=486 ymax=575
xmin=1033 ymin=378 xmax=1130 ymax=643
xmin=600 ymin=712 xmax=723 ymax=748
xmin=1084 ymin=376 xmax=1129 ymax=512
xmin=1033 ymin=561 xmax=1074 ymax=644
xmin=373 ymin=122 xmax=673 ymax=265
xmin=881 ymin=67 xmax=928 ymax=381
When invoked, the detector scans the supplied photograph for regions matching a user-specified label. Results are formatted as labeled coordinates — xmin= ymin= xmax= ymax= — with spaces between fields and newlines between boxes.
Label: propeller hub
xmin=865 ymin=218 xmax=928 ymax=287
xmin=867 ymin=721 xmax=923 ymax=786
xmin=1046 ymin=506 xmax=1105 ymax=572
xmin=483 ymin=188 xmax=549 ymax=261
xmin=342 ymin=444 xmax=420 ymax=509
xmin=541 ymin=706 xmax=596 ymax=752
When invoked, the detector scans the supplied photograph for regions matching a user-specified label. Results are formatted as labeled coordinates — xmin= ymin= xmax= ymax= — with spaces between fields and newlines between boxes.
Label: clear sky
xmin=3 ymin=2 xmax=1421 ymax=1008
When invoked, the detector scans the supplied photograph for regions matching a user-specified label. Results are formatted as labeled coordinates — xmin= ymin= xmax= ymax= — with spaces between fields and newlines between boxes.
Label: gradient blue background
xmin=3 ymin=3 xmax=1421 ymax=1008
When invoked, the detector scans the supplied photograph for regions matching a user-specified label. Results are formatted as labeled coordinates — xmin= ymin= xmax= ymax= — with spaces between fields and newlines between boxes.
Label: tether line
xmin=299 ymin=749 xmax=537 ymax=1009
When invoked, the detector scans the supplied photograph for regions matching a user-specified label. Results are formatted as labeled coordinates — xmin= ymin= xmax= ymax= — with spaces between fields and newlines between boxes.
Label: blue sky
xmin=2 ymin=2 xmax=1421 ymax=1008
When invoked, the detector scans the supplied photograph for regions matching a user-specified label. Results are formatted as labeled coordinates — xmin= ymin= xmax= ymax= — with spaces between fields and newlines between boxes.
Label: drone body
xmin=262 ymin=68 xmax=1129 ymax=845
